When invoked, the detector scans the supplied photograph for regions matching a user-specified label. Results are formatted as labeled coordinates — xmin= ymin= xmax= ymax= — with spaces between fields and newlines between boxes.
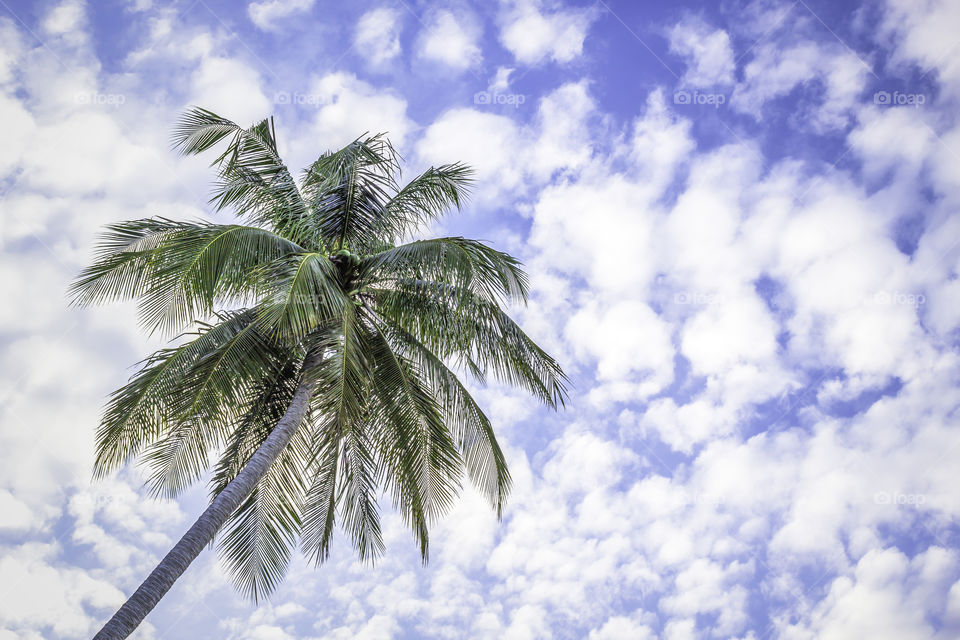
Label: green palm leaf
xmin=302 ymin=305 xmax=386 ymax=562
xmin=139 ymin=311 xmax=286 ymax=497
xmin=381 ymin=163 xmax=474 ymax=238
xmin=371 ymin=314 xmax=511 ymax=516
xmin=361 ymin=236 xmax=529 ymax=305
xmin=210 ymin=361 xmax=310 ymax=601
xmin=173 ymin=107 xmax=312 ymax=245
xmin=255 ymin=252 xmax=348 ymax=339
xmin=70 ymin=219 xmax=306 ymax=335
xmin=301 ymin=134 xmax=401 ymax=252
xmin=372 ymin=282 xmax=568 ymax=408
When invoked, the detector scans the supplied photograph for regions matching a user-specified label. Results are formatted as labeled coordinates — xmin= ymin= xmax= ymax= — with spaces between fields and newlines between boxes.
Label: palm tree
xmin=70 ymin=108 xmax=568 ymax=639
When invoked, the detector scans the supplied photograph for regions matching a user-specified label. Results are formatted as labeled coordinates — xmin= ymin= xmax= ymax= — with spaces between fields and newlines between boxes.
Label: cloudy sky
xmin=2 ymin=0 xmax=960 ymax=638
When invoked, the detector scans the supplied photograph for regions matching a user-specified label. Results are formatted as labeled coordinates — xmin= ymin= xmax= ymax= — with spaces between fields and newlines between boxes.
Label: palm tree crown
xmin=71 ymin=107 xmax=568 ymax=604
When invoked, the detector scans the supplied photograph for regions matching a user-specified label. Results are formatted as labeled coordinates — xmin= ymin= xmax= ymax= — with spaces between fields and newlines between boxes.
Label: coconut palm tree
xmin=71 ymin=108 xmax=568 ymax=639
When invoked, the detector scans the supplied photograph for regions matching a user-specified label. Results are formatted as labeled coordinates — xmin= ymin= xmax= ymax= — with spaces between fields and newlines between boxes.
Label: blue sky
xmin=1 ymin=0 xmax=960 ymax=638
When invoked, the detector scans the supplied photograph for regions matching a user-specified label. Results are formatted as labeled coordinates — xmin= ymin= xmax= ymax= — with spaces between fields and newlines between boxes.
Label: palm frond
xmin=299 ymin=429 xmax=341 ymax=564
xmin=380 ymin=163 xmax=474 ymax=240
xmin=372 ymin=282 xmax=569 ymax=409
xmin=170 ymin=107 xmax=239 ymax=156
xmin=93 ymin=345 xmax=190 ymax=480
xmin=69 ymin=217 xmax=185 ymax=308
xmin=213 ymin=366 xmax=312 ymax=602
xmin=301 ymin=134 xmax=401 ymax=252
xmin=302 ymin=306 xmax=385 ymax=562
xmin=255 ymin=252 xmax=348 ymax=340
xmin=139 ymin=311 xmax=288 ymax=497
xmin=93 ymin=310 xmax=278 ymax=479
xmin=372 ymin=314 xmax=511 ymax=516
xmin=364 ymin=316 xmax=463 ymax=560
xmin=360 ymin=237 xmax=529 ymax=305
xmin=70 ymin=218 xmax=305 ymax=336
xmin=336 ymin=424 xmax=385 ymax=562
xmin=209 ymin=361 xmax=301 ymax=496
xmin=173 ymin=107 xmax=312 ymax=244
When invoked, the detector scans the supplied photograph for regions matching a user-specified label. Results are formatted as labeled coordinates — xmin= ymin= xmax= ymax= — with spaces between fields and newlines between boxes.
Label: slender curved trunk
xmin=93 ymin=373 xmax=318 ymax=640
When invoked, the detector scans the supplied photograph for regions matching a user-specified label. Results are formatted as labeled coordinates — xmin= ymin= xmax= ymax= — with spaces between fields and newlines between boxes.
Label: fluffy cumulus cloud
xmin=354 ymin=7 xmax=403 ymax=67
xmin=416 ymin=80 xmax=595 ymax=200
xmin=3 ymin=0 xmax=960 ymax=638
xmin=497 ymin=0 xmax=597 ymax=65
xmin=671 ymin=2 xmax=870 ymax=132
xmin=879 ymin=0 xmax=960 ymax=94
xmin=416 ymin=8 xmax=482 ymax=71
xmin=294 ymin=71 xmax=415 ymax=152
xmin=668 ymin=16 xmax=736 ymax=87
xmin=248 ymin=0 xmax=317 ymax=31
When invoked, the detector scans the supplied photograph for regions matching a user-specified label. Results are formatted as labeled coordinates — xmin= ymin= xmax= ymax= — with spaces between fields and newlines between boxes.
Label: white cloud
xmin=42 ymin=0 xmax=88 ymax=47
xmin=731 ymin=40 xmax=870 ymax=131
xmin=0 ymin=93 xmax=33 ymax=178
xmin=784 ymin=547 xmax=957 ymax=638
xmin=848 ymin=105 xmax=934 ymax=180
xmin=498 ymin=0 xmax=596 ymax=65
xmin=0 ymin=543 xmax=128 ymax=638
xmin=416 ymin=9 xmax=481 ymax=71
xmin=417 ymin=81 xmax=596 ymax=202
xmin=589 ymin=617 xmax=655 ymax=639
xmin=0 ymin=17 xmax=24 ymax=85
xmin=354 ymin=8 xmax=403 ymax=67
xmin=412 ymin=18 xmax=958 ymax=630
xmin=190 ymin=56 xmax=272 ymax=125
xmin=19 ymin=111 xmax=164 ymax=198
xmin=528 ymin=80 xmax=595 ymax=180
xmin=248 ymin=0 xmax=316 ymax=31
xmin=680 ymin=292 xmax=778 ymax=374
xmin=489 ymin=66 xmax=514 ymax=93
xmin=295 ymin=72 xmax=414 ymax=153
xmin=668 ymin=17 xmax=735 ymax=86
xmin=660 ymin=558 xmax=751 ymax=634
xmin=567 ymin=299 xmax=675 ymax=404
xmin=0 ymin=490 xmax=34 ymax=533
xmin=417 ymin=108 xmax=523 ymax=193
xmin=879 ymin=0 xmax=960 ymax=96
xmin=628 ymin=88 xmax=695 ymax=192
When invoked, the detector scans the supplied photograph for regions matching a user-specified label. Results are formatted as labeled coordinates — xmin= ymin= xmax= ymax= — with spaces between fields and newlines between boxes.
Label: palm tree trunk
xmin=92 ymin=372 xmax=318 ymax=640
